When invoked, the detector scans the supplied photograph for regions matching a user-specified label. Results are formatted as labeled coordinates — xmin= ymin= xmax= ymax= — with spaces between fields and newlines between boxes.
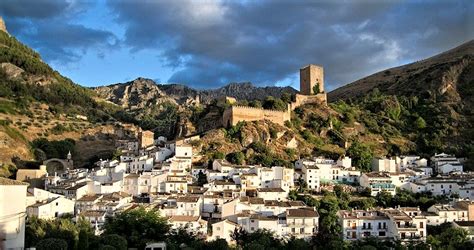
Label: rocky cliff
xmin=94 ymin=79 xmax=297 ymax=108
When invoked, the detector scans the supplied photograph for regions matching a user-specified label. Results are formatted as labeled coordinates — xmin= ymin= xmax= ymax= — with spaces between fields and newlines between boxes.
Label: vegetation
xmin=31 ymin=138 xmax=75 ymax=160
xmin=346 ymin=141 xmax=374 ymax=172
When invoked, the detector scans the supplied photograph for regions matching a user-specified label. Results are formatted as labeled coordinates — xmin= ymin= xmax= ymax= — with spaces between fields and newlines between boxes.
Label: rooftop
xmin=0 ymin=177 xmax=28 ymax=186
xmin=287 ymin=208 xmax=319 ymax=218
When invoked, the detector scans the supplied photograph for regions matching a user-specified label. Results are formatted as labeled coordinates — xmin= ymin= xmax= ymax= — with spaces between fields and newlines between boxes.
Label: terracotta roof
xmin=102 ymin=192 xmax=131 ymax=201
xmin=239 ymin=197 xmax=264 ymax=204
xmin=0 ymin=177 xmax=28 ymax=186
xmin=169 ymin=215 xmax=200 ymax=222
xmin=65 ymin=182 xmax=88 ymax=190
xmin=176 ymin=196 xmax=200 ymax=203
xmin=454 ymin=221 xmax=474 ymax=227
xmin=125 ymin=173 xmax=140 ymax=179
xmin=81 ymin=210 xmax=106 ymax=217
xmin=77 ymin=194 xmax=102 ymax=202
xmin=214 ymin=180 xmax=236 ymax=185
xmin=257 ymin=188 xmax=285 ymax=192
xmin=287 ymin=208 xmax=319 ymax=218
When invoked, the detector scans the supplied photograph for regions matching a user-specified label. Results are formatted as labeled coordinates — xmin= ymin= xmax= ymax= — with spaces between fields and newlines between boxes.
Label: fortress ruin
xmin=222 ymin=64 xmax=327 ymax=127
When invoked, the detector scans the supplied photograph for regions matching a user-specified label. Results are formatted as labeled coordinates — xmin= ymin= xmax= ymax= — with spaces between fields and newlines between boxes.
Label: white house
xmin=0 ymin=178 xmax=28 ymax=250
xmin=359 ymin=172 xmax=396 ymax=196
xmin=285 ymin=208 xmax=319 ymax=239
xmin=209 ymin=219 xmax=239 ymax=243
xmin=302 ymin=165 xmax=320 ymax=192
xmin=169 ymin=215 xmax=207 ymax=236
xmin=426 ymin=204 xmax=468 ymax=225
xmin=431 ymin=153 xmax=463 ymax=174
xmin=338 ymin=207 xmax=426 ymax=242
xmin=27 ymin=196 xmax=75 ymax=219
xmin=256 ymin=188 xmax=287 ymax=201
xmin=372 ymin=158 xmax=397 ymax=173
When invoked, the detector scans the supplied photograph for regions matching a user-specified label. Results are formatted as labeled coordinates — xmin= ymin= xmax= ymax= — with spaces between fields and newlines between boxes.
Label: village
xmin=1 ymin=64 xmax=474 ymax=249
xmin=2 ymin=125 xmax=474 ymax=248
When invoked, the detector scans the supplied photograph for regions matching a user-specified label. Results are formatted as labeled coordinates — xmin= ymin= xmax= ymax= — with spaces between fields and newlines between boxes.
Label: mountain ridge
xmin=328 ymin=40 xmax=474 ymax=101
xmin=93 ymin=78 xmax=298 ymax=109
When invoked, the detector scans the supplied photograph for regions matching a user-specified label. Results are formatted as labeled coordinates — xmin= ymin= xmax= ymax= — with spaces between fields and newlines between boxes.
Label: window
xmin=379 ymin=231 xmax=386 ymax=236
xmin=420 ymin=222 xmax=423 ymax=228
xmin=352 ymin=232 xmax=356 ymax=239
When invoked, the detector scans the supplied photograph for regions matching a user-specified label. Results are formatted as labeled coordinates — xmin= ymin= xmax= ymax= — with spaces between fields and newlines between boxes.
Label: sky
xmin=0 ymin=0 xmax=472 ymax=91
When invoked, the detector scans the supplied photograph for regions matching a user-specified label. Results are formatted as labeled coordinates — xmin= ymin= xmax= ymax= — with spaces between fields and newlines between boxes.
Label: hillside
xmin=0 ymin=29 xmax=134 ymax=176
xmin=329 ymin=40 xmax=473 ymax=101
xmin=329 ymin=40 xmax=474 ymax=166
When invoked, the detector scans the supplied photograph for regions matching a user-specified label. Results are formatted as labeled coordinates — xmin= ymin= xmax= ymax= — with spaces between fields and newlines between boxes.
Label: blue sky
xmin=1 ymin=0 xmax=472 ymax=91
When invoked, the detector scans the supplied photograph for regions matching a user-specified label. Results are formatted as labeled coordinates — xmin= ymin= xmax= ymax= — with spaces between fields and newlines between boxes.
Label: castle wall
xmin=290 ymin=93 xmax=327 ymax=110
xmin=222 ymin=106 xmax=290 ymax=127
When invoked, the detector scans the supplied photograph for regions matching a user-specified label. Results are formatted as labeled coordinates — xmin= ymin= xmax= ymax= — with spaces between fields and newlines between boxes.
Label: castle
xmin=222 ymin=64 xmax=327 ymax=127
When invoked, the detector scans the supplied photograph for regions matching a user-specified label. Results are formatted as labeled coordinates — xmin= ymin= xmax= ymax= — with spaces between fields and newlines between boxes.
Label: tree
xmin=197 ymin=170 xmax=208 ymax=186
xmin=312 ymin=83 xmax=320 ymax=94
xmin=415 ymin=116 xmax=427 ymax=129
xmin=347 ymin=141 xmax=374 ymax=172
xmin=100 ymin=234 xmax=127 ymax=250
xmin=36 ymin=238 xmax=68 ymax=250
xmin=375 ymin=191 xmax=393 ymax=208
xmin=318 ymin=194 xmax=340 ymax=235
xmin=232 ymin=228 xmax=283 ymax=249
xmin=102 ymin=207 xmax=170 ymax=249
xmin=226 ymin=151 xmax=245 ymax=165
xmin=262 ymin=96 xmax=287 ymax=111
xmin=284 ymin=237 xmax=310 ymax=249
xmin=205 ymin=238 xmax=230 ymax=250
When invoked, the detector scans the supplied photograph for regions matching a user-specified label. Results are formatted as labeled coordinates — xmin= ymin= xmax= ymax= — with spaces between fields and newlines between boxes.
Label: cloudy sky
xmin=0 ymin=0 xmax=472 ymax=90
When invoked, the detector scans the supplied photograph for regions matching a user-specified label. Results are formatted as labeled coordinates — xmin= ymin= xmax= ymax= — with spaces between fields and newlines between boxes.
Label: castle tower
xmin=300 ymin=64 xmax=324 ymax=95
xmin=0 ymin=16 xmax=8 ymax=34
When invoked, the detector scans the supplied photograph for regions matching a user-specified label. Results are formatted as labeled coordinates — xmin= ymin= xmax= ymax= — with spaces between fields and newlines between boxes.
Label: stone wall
xmin=222 ymin=94 xmax=327 ymax=127
xmin=222 ymin=105 xmax=290 ymax=127
xmin=290 ymin=93 xmax=327 ymax=110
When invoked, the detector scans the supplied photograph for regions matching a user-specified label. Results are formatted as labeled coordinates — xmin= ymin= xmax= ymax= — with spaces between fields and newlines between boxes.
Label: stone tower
xmin=300 ymin=64 xmax=324 ymax=95
xmin=0 ymin=16 xmax=8 ymax=34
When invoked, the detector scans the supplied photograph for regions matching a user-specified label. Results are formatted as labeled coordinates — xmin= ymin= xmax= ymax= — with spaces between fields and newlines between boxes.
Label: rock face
xmin=94 ymin=78 xmax=190 ymax=109
xmin=199 ymin=82 xmax=298 ymax=103
xmin=0 ymin=16 xmax=8 ymax=34
xmin=1 ymin=63 xmax=24 ymax=78
xmin=94 ymin=80 xmax=298 ymax=108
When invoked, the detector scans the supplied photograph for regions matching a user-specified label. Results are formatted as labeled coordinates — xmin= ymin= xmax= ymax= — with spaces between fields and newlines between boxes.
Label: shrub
xmin=36 ymin=238 xmax=68 ymax=250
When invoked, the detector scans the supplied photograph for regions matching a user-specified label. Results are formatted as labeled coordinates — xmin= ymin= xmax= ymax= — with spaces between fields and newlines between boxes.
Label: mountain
xmin=94 ymin=79 xmax=297 ymax=108
xmin=0 ymin=29 xmax=128 ymax=173
xmin=329 ymin=40 xmax=473 ymax=101
xmin=329 ymin=40 xmax=474 ymax=163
